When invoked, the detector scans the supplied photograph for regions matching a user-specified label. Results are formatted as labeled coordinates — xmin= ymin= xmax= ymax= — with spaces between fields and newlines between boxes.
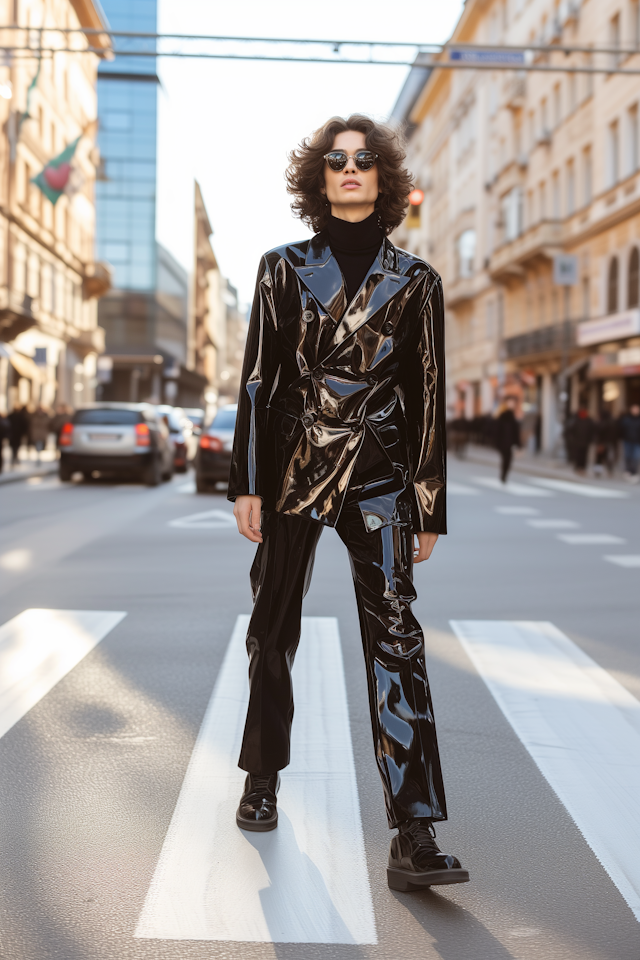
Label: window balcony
xmin=446 ymin=275 xmax=476 ymax=309
xmin=489 ymin=220 xmax=563 ymax=283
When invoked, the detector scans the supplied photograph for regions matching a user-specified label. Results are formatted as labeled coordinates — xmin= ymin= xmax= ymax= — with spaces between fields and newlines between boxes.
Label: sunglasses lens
xmin=355 ymin=152 xmax=376 ymax=171
xmin=326 ymin=152 xmax=347 ymax=171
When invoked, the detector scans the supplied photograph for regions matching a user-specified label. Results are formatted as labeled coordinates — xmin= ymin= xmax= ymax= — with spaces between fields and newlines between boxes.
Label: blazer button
xmin=302 ymin=309 xmax=315 ymax=322
xmin=301 ymin=413 xmax=315 ymax=427
xmin=366 ymin=374 xmax=378 ymax=386
xmin=312 ymin=366 xmax=323 ymax=380
xmin=381 ymin=322 xmax=393 ymax=336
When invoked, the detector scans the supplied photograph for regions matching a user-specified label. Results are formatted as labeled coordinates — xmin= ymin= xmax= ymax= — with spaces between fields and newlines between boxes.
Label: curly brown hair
xmin=285 ymin=114 xmax=413 ymax=236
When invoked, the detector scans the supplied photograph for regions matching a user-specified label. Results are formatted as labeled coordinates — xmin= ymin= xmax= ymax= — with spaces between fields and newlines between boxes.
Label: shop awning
xmin=0 ymin=343 xmax=43 ymax=382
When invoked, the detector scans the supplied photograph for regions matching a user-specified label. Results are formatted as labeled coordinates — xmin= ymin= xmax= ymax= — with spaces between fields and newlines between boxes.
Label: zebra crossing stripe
xmin=135 ymin=615 xmax=377 ymax=944
xmin=450 ymin=620 xmax=640 ymax=922
xmin=0 ymin=609 xmax=126 ymax=741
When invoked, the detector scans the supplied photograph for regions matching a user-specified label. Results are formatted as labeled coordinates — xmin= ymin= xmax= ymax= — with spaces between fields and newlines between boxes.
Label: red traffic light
xmin=409 ymin=189 xmax=424 ymax=206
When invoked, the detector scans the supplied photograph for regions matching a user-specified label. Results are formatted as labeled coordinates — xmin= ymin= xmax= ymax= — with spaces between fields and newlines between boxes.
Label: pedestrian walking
xmin=565 ymin=407 xmax=595 ymax=474
xmin=0 ymin=411 xmax=9 ymax=472
xmin=593 ymin=412 xmax=617 ymax=477
xmin=228 ymin=114 xmax=468 ymax=892
xmin=29 ymin=405 xmax=50 ymax=463
xmin=7 ymin=405 xmax=28 ymax=464
xmin=494 ymin=398 xmax=521 ymax=483
xmin=619 ymin=403 xmax=640 ymax=482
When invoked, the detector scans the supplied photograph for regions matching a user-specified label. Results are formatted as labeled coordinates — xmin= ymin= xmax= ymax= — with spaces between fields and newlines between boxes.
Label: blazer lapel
xmin=324 ymin=238 xmax=411 ymax=358
xmin=294 ymin=234 xmax=347 ymax=321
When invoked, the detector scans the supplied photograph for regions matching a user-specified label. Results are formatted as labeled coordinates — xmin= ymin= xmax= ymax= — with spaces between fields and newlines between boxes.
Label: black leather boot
xmin=236 ymin=773 xmax=280 ymax=832
xmin=387 ymin=819 xmax=469 ymax=891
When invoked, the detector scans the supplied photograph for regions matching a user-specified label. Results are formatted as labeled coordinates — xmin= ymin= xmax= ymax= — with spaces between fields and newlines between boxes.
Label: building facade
xmin=0 ymin=0 xmax=111 ymax=415
xmin=392 ymin=0 xmax=640 ymax=452
xmin=95 ymin=0 xmax=207 ymax=407
xmin=192 ymin=181 xmax=246 ymax=415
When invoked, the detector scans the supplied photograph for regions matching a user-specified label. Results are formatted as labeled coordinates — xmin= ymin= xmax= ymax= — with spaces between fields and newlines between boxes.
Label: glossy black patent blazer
xmin=228 ymin=232 xmax=447 ymax=534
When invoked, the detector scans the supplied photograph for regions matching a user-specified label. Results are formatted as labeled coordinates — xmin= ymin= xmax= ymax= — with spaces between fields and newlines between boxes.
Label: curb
xmin=458 ymin=445 xmax=632 ymax=491
xmin=0 ymin=463 xmax=59 ymax=486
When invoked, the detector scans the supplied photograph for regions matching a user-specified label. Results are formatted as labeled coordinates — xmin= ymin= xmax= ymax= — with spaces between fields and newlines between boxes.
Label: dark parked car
xmin=195 ymin=404 xmax=237 ymax=493
xmin=157 ymin=405 xmax=188 ymax=473
xmin=59 ymin=403 xmax=174 ymax=485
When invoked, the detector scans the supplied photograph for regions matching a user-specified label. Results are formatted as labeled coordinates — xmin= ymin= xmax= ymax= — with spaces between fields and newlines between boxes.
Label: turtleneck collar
xmin=326 ymin=211 xmax=383 ymax=253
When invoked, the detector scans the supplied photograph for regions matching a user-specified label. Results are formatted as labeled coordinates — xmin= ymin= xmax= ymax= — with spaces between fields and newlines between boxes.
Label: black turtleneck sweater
xmin=326 ymin=212 xmax=383 ymax=302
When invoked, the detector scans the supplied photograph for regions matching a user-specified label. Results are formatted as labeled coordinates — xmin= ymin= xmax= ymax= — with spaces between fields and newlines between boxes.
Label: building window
xmin=566 ymin=159 xmax=576 ymax=215
xmin=628 ymin=247 xmax=640 ymax=307
xmin=633 ymin=0 xmax=640 ymax=46
xmin=553 ymin=83 xmax=561 ymax=127
xmin=539 ymin=180 xmax=547 ymax=220
xmin=568 ymin=73 xmax=577 ymax=113
xmin=583 ymin=145 xmax=593 ymax=204
xmin=607 ymin=121 xmax=620 ymax=187
xmin=502 ymin=187 xmax=523 ymax=241
xmin=552 ymin=171 xmax=560 ymax=218
xmin=582 ymin=276 xmax=590 ymax=319
xmin=628 ymin=104 xmax=639 ymax=174
xmin=610 ymin=13 xmax=621 ymax=68
xmin=608 ymin=257 xmax=619 ymax=314
xmin=457 ymin=229 xmax=476 ymax=278
xmin=540 ymin=97 xmax=548 ymax=135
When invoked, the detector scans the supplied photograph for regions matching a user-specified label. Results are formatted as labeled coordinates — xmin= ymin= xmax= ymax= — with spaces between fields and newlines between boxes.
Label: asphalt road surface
xmin=1 ymin=456 xmax=639 ymax=960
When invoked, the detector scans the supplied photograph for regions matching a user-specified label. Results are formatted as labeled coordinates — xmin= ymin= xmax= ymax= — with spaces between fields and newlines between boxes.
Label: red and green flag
xmin=31 ymin=136 xmax=82 ymax=205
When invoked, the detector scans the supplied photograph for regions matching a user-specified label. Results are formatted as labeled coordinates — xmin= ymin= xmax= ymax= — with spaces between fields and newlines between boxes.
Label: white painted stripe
xmin=558 ymin=533 xmax=625 ymax=545
xmin=135 ymin=615 xmax=376 ymax=944
xmin=448 ymin=482 xmax=480 ymax=495
xmin=494 ymin=506 xmax=540 ymax=515
xmin=529 ymin=478 xmax=628 ymax=498
xmin=527 ymin=519 xmax=580 ymax=529
xmin=450 ymin=620 xmax=640 ymax=922
xmin=168 ymin=509 xmax=235 ymax=529
xmin=605 ymin=555 xmax=640 ymax=568
xmin=0 ymin=609 xmax=126 ymax=741
xmin=473 ymin=477 xmax=552 ymax=497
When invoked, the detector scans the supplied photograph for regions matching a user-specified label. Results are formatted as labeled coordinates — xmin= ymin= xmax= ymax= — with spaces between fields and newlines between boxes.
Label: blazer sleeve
xmin=402 ymin=273 xmax=447 ymax=535
xmin=227 ymin=256 xmax=279 ymax=502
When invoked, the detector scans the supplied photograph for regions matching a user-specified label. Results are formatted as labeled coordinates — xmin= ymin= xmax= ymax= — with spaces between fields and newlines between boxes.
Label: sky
xmin=155 ymin=0 xmax=465 ymax=306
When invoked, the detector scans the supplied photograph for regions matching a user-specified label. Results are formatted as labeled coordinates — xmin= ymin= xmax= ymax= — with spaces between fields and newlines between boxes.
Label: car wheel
xmin=144 ymin=458 xmax=161 ymax=487
xmin=196 ymin=475 xmax=210 ymax=493
xmin=59 ymin=462 xmax=72 ymax=482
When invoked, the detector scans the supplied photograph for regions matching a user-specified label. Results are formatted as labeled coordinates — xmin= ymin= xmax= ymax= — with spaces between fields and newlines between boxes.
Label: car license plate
xmin=88 ymin=433 xmax=120 ymax=441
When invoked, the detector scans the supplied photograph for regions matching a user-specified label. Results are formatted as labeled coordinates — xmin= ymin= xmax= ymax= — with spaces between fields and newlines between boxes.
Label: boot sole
xmin=387 ymin=867 xmax=470 ymax=891
xmin=236 ymin=811 xmax=278 ymax=832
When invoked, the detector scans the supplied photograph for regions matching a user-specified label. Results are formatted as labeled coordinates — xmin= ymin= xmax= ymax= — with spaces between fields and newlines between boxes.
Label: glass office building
xmin=95 ymin=1 xmax=205 ymax=404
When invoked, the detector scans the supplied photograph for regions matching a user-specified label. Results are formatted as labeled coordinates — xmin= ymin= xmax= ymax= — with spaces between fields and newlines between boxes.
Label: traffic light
xmin=406 ymin=188 xmax=424 ymax=229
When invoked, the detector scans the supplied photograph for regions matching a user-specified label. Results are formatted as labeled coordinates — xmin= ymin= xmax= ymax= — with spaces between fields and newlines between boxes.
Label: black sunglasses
xmin=323 ymin=150 xmax=378 ymax=172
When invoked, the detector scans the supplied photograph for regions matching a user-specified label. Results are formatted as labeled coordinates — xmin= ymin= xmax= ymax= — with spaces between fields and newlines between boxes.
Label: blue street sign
xmin=449 ymin=49 xmax=526 ymax=65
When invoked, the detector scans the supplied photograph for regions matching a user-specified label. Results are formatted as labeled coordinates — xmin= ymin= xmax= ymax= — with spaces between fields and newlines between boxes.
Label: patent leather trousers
xmin=237 ymin=487 xmax=448 ymax=829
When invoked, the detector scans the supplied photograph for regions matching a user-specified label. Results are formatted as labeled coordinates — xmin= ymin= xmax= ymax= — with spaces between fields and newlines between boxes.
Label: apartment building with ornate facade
xmin=0 ymin=0 xmax=111 ymax=414
xmin=392 ymin=0 xmax=640 ymax=452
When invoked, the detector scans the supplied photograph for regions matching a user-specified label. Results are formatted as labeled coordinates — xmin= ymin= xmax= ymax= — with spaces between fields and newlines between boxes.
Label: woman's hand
xmin=233 ymin=495 xmax=263 ymax=543
xmin=414 ymin=532 xmax=439 ymax=563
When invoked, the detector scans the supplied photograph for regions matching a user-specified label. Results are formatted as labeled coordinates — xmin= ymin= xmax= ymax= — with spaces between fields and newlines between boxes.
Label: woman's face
xmin=323 ymin=129 xmax=379 ymax=220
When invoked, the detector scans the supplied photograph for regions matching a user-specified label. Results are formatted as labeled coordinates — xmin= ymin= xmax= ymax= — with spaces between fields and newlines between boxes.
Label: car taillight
xmin=59 ymin=422 xmax=73 ymax=446
xmin=200 ymin=435 xmax=223 ymax=452
xmin=135 ymin=423 xmax=151 ymax=446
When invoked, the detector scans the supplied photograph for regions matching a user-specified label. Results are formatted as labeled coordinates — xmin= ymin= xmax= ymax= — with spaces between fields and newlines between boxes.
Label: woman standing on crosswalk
xmin=228 ymin=114 xmax=469 ymax=892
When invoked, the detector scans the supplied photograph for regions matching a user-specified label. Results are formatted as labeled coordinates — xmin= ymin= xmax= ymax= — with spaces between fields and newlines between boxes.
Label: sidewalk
xmin=458 ymin=442 xmax=633 ymax=490
xmin=0 ymin=449 xmax=59 ymax=485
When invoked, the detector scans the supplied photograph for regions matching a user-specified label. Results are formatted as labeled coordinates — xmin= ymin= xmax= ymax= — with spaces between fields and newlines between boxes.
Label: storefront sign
xmin=589 ymin=351 xmax=640 ymax=378
xmin=577 ymin=309 xmax=640 ymax=346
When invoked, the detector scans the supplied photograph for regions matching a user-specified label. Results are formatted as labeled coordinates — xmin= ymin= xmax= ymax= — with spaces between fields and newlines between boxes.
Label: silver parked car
xmin=58 ymin=403 xmax=174 ymax=485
